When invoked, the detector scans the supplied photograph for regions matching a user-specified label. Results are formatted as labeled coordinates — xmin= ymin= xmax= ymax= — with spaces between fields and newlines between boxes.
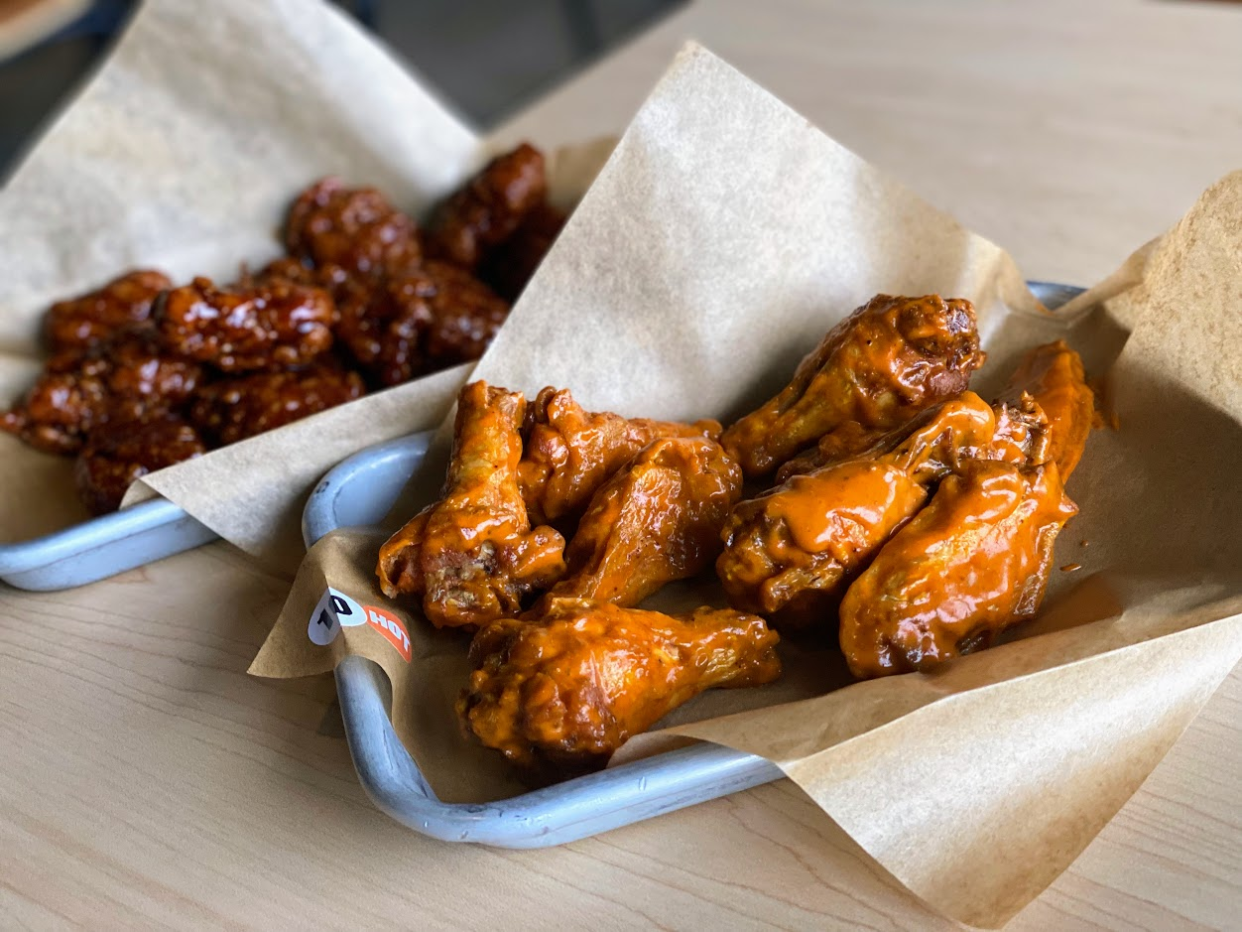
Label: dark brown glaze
xmin=722 ymin=294 xmax=986 ymax=479
xmin=518 ymin=386 xmax=722 ymax=527
xmin=537 ymin=436 xmax=743 ymax=608
xmin=74 ymin=413 xmax=207 ymax=515
xmin=716 ymin=392 xmax=1001 ymax=629
xmin=428 ymin=143 xmax=547 ymax=271
xmin=156 ymin=276 xmax=338 ymax=372
xmin=419 ymin=260 xmax=510 ymax=366
xmin=93 ymin=327 xmax=204 ymax=421
xmin=0 ymin=367 xmax=107 ymax=454
xmin=285 ymin=177 xmax=421 ymax=277
xmin=477 ymin=201 xmax=567 ymax=302
xmin=460 ymin=597 xmax=781 ymax=771
xmin=839 ymin=458 xmax=1078 ymax=678
xmin=42 ymin=270 xmax=172 ymax=355
xmin=377 ymin=381 xmax=566 ymax=629
xmin=188 ymin=359 xmax=364 ymax=445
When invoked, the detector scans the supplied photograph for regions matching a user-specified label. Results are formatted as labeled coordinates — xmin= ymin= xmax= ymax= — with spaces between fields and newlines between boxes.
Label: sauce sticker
xmin=362 ymin=604 xmax=412 ymax=663
xmin=306 ymin=587 xmax=365 ymax=646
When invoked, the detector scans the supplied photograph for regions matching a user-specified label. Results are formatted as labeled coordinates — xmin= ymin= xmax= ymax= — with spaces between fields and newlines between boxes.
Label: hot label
xmin=363 ymin=605 xmax=412 ymax=663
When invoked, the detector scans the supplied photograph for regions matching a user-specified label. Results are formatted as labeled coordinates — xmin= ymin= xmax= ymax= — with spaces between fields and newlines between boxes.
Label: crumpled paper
xmin=0 ymin=0 xmax=607 ymax=568
xmin=252 ymin=44 xmax=1242 ymax=927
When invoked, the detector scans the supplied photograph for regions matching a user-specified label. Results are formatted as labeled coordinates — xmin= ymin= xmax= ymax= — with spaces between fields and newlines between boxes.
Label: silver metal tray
xmin=302 ymin=281 xmax=1084 ymax=847
xmin=0 ymin=498 xmax=215 ymax=590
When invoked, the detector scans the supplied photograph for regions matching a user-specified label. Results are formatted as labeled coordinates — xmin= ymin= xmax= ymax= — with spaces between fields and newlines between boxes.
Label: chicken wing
xmin=539 ymin=436 xmax=742 ymax=608
xmin=377 ymin=381 xmax=566 ymax=628
xmin=285 ymin=177 xmax=421 ymax=277
xmin=42 ymin=269 xmax=171 ymax=356
xmin=74 ymin=413 xmax=207 ymax=515
xmin=157 ymin=276 xmax=338 ymax=371
xmin=838 ymin=458 xmax=1078 ymax=678
xmin=518 ymin=386 xmax=722 ymax=526
xmin=428 ymin=143 xmax=547 ymax=271
xmin=478 ymin=201 xmax=567 ymax=302
xmin=189 ymin=359 xmax=365 ymax=445
xmin=1001 ymin=340 xmax=1093 ymax=480
xmin=717 ymin=391 xmax=1000 ymax=629
xmin=721 ymin=294 xmax=985 ymax=479
xmin=1 ymin=327 xmax=202 ymax=455
xmin=459 ymin=597 xmax=780 ymax=771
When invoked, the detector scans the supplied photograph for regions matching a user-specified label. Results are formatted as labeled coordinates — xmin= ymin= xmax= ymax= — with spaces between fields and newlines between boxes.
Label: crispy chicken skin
xmin=157 ymin=276 xmax=338 ymax=372
xmin=459 ymin=597 xmax=781 ymax=770
xmin=73 ymin=413 xmax=207 ymax=515
xmin=518 ymin=386 xmax=722 ymax=527
xmin=429 ymin=143 xmax=547 ymax=271
xmin=539 ymin=436 xmax=743 ymax=608
xmin=43 ymin=270 xmax=172 ymax=355
xmin=377 ymin=382 xmax=566 ymax=629
xmin=285 ymin=177 xmax=421 ymax=277
xmin=721 ymin=294 xmax=985 ymax=479
xmin=189 ymin=359 xmax=364 ymax=445
xmin=717 ymin=392 xmax=1001 ymax=629
xmin=839 ymin=458 xmax=1078 ymax=678
xmin=1001 ymin=340 xmax=1094 ymax=480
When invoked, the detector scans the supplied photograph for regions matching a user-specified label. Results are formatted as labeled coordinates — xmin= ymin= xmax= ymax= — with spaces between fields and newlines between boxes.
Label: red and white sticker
xmin=361 ymin=604 xmax=412 ymax=662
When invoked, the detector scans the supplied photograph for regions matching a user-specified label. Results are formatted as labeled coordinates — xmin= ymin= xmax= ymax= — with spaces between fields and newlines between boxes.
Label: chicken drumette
xmin=377 ymin=381 xmax=566 ymax=629
xmin=538 ymin=436 xmax=742 ymax=608
xmin=459 ymin=597 xmax=780 ymax=771
xmin=721 ymin=294 xmax=985 ymax=479
xmin=518 ymin=386 xmax=722 ymax=527
xmin=717 ymin=391 xmax=1004 ymax=629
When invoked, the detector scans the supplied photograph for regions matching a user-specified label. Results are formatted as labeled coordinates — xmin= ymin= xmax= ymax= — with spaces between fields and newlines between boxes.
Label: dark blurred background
xmin=0 ymin=0 xmax=684 ymax=177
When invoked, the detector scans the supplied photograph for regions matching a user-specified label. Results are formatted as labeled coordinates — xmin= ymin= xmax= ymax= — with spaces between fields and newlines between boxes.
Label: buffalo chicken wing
xmin=377 ymin=382 xmax=566 ymax=628
xmin=539 ymin=436 xmax=742 ymax=607
xmin=717 ymin=391 xmax=1002 ymax=628
xmin=839 ymin=458 xmax=1077 ymax=678
xmin=518 ymin=386 xmax=721 ymax=526
xmin=722 ymin=294 xmax=985 ymax=479
xmin=459 ymin=597 xmax=780 ymax=770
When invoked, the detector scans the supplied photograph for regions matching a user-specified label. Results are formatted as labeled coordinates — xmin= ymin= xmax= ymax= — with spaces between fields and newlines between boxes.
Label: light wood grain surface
xmin=3 ymin=1 xmax=1241 ymax=929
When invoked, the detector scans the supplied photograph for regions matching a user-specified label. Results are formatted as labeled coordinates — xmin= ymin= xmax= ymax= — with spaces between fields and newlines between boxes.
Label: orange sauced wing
xmin=377 ymin=381 xmax=566 ymax=628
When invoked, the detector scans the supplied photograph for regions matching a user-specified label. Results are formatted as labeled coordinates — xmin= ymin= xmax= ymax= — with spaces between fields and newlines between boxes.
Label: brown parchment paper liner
xmin=252 ymin=46 xmax=1242 ymax=928
xmin=0 ymin=0 xmax=608 ymax=568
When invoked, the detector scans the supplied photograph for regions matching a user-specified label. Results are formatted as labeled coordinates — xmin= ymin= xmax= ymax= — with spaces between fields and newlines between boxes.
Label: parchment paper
xmin=243 ymin=40 xmax=1241 ymax=931
xmin=0 ymin=0 xmax=607 ymax=568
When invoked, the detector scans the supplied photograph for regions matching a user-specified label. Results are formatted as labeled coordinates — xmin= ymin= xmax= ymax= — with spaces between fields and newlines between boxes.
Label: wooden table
xmin=4 ymin=1 xmax=1241 ymax=928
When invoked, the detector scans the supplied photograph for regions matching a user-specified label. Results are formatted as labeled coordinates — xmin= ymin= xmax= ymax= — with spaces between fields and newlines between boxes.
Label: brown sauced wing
xmin=477 ymin=201 xmax=567 ymax=302
xmin=721 ymin=294 xmax=985 ymax=479
xmin=459 ymin=598 xmax=780 ymax=771
xmin=43 ymin=270 xmax=172 ymax=356
xmin=188 ymin=359 xmax=365 ymax=445
xmin=285 ymin=177 xmax=421 ymax=277
xmin=156 ymin=276 xmax=338 ymax=372
xmin=428 ymin=143 xmax=547 ymax=271
xmin=74 ymin=413 xmax=207 ymax=515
